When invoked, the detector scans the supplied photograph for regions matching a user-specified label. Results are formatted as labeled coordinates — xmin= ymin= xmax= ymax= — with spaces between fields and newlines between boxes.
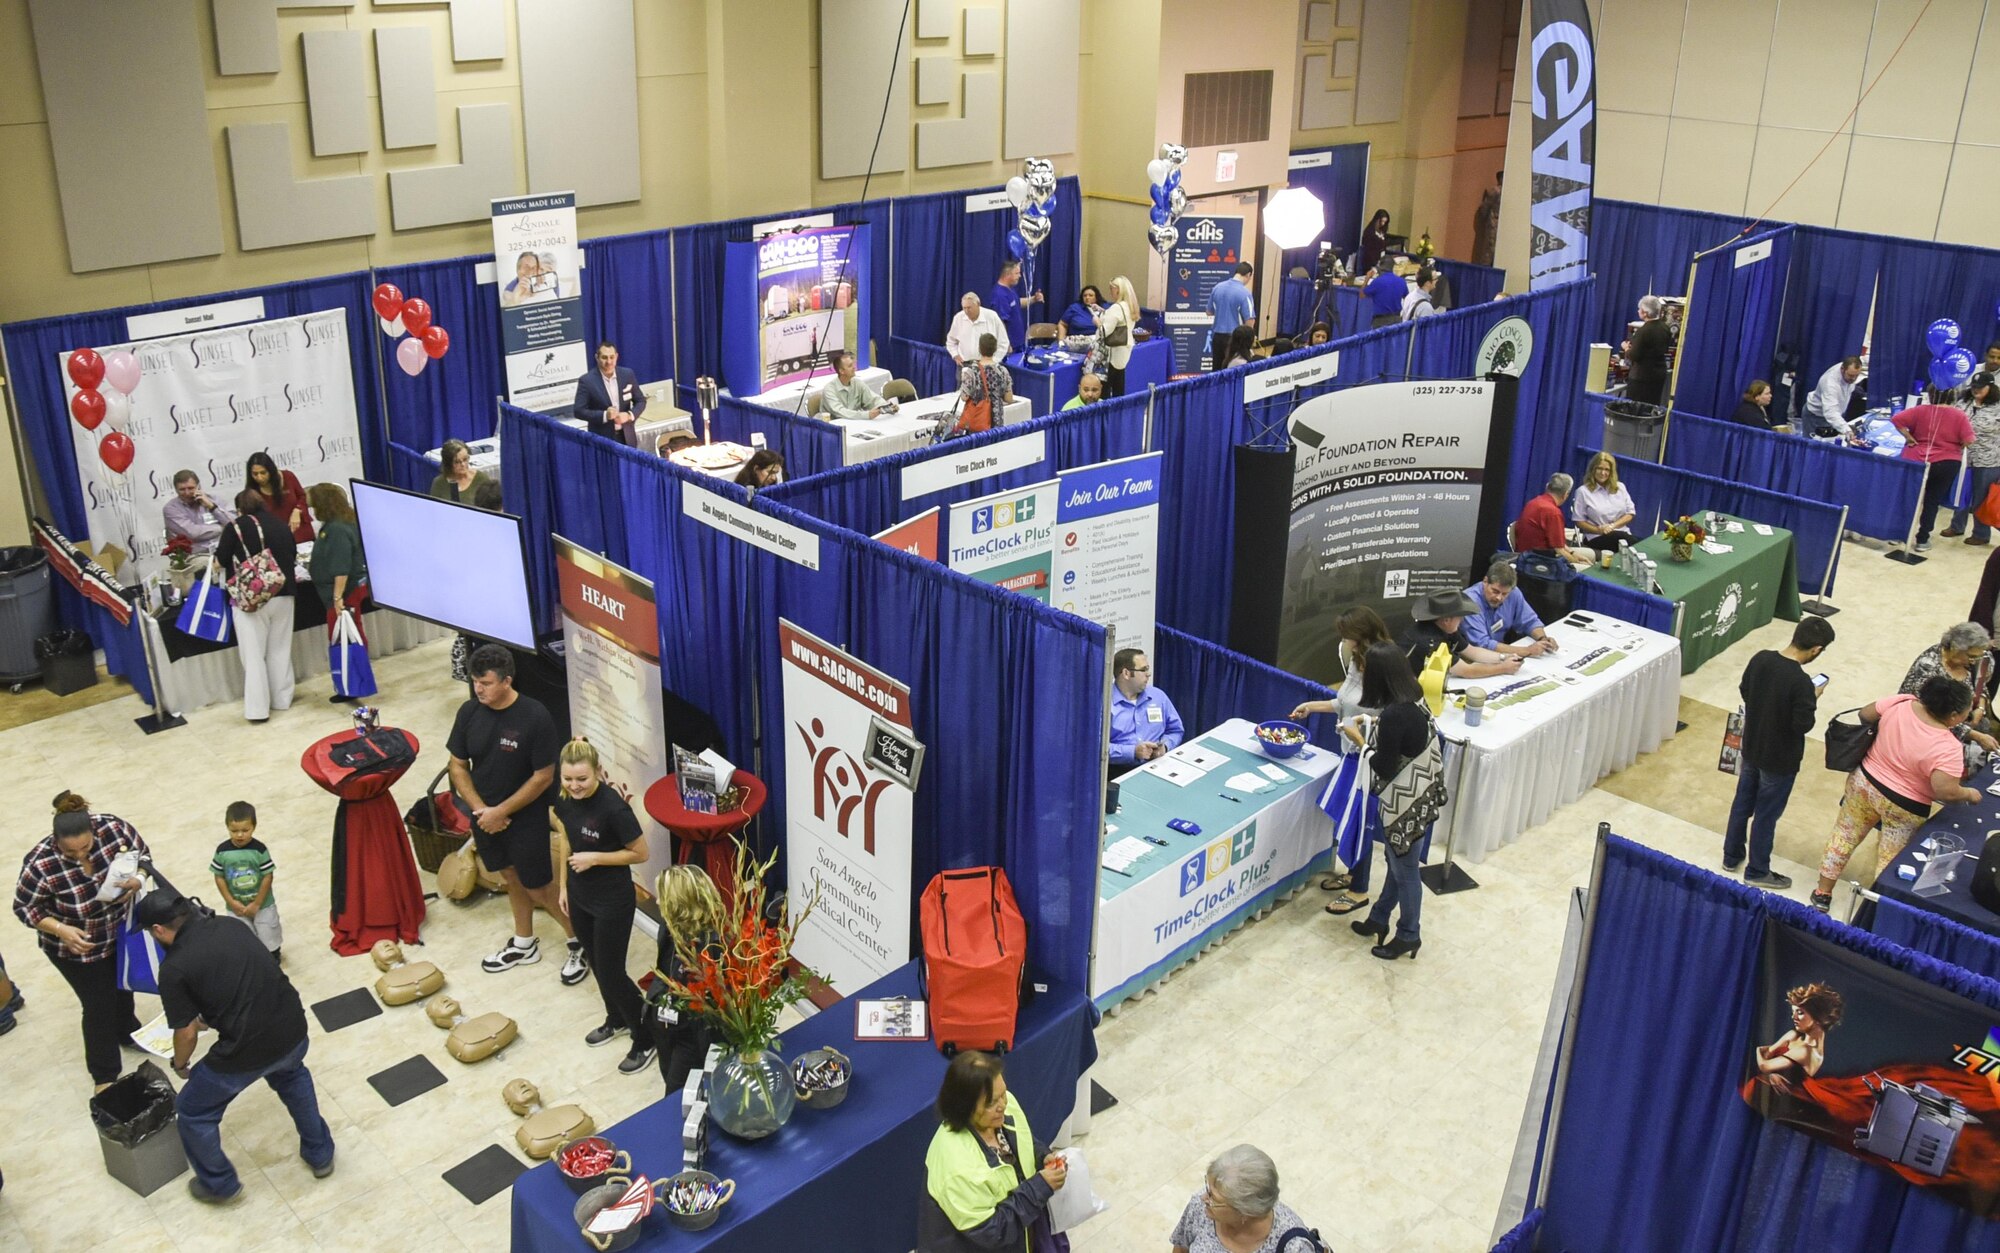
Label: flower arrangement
xmin=1662 ymin=514 xmax=1707 ymax=561
xmin=664 ymin=837 xmax=824 ymax=1055
xmin=162 ymin=533 xmax=194 ymax=571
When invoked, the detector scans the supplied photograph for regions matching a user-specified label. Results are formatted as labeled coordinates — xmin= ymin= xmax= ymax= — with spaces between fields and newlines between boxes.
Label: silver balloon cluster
xmin=1146 ymin=144 xmax=1189 ymax=257
xmin=1005 ymin=159 xmax=1059 ymax=299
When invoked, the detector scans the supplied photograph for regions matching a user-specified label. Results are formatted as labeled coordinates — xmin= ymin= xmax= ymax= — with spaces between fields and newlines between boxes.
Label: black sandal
xmin=1319 ymin=871 xmax=1352 ymax=892
xmin=1323 ymin=892 xmax=1370 ymax=915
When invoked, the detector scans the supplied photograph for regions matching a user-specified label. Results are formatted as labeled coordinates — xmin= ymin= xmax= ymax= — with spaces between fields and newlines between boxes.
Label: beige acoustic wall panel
xmin=226 ymin=123 xmax=377 ymax=249
xmin=820 ymin=0 xmax=911 ymax=178
xmin=1838 ymin=135 xmax=1952 ymax=237
xmin=1004 ymin=0 xmax=1080 ymax=159
xmin=1854 ymin=0 xmax=1983 ymax=142
xmin=1590 ymin=110 xmax=1668 ymax=205
xmin=1672 ymin=0 xmax=1777 ymax=126
xmin=1353 ymin=0 xmax=1408 ymax=126
xmin=29 ymin=0 xmax=222 ymax=272
xmin=302 ymin=29 xmax=370 ymax=156
xmin=1593 ymin=0 xmax=1684 ymax=117
xmin=917 ymin=69 xmax=1001 ymax=168
xmin=376 ymin=26 xmax=441 ymax=150
xmin=1761 ymin=0 xmax=1873 ymax=133
xmin=388 ymin=104 xmax=520 ymax=229
xmin=1659 ymin=118 xmax=1755 ymax=217
xmin=1744 ymin=126 xmax=1851 ymax=228
xmin=211 ymin=0 xmax=354 ymax=77
xmin=372 ymin=0 xmax=507 ymax=62
xmin=517 ymin=0 xmax=642 ymax=206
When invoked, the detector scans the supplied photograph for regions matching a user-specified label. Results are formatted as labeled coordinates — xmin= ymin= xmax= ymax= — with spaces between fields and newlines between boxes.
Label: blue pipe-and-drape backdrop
xmin=1278 ymin=143 xmax=1369 ymax=279
xmin=373 ymin=254 xmax=506 ymax=491
xmin=1538 ymin=835 xmax=2000 ymax=1252
xmin=1870 ymin=897 xmax=2000 ymax=983
xmin=1676 ymin=226 xmax=1794 ymax=421
xmin=890 ymin=176 xmax=1082 ymax=344
xmin=498 ymin=405 xmax=1104 ymax=991
xmin=1 ymin=271 xmax=387 ymax=695
xmin=1589 ymin=199 xmax=1756 ymax=346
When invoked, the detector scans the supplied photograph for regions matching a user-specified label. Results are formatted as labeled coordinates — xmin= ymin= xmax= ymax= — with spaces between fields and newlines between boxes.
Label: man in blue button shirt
xmin=1108 ymin=647 xmax=1184 ymax=772
xmin=1206 ymin=262 xmax=1255 ymax=370
xmin=1363 ymin=261 xmax=1410 ymax=328
xmin=1461 ymin=560 xmax=1559 ymax=657
xmin=988 ymin=261 xmax=1041 ymax=355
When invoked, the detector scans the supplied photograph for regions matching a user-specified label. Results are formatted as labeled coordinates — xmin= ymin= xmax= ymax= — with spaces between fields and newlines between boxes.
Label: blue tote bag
xmin=116 ymin=901 xmax=163 ymax=995
xmin=174 ymin=573 xmax=231 ymax=643
xmin=328 ymin=608 xmax=377 ymax=698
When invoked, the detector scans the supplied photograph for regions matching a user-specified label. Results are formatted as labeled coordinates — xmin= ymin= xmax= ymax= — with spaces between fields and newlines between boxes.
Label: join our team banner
xmin=59 ymin=311 xmax=363 ymax=584
xmin=778 ymin=619 xmax=916 ymax=995
xmin=553 ymin=535 xmax=671 ymax=884
xmin=756 ymin=226 xmax=861 ymax=391
xmin=1278 ymin=381 xmax=1498 ymax=678
xmin=491 ymin=192 xmax=586 ymax=412
xmin=1742 ymin=921 xmax=2000 ymax=1216
xmin=946 ymin=453 xmax=1163 ymax=655
xmin=1528 ymin=1 xmax=1595 ymax=290
xmin=1161 ymin=215 xmax=1244 ymax=374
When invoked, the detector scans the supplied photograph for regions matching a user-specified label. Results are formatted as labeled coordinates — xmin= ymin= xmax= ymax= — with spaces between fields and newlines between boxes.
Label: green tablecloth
xmin=1577 ymin=513 xmax=1800 ymax=674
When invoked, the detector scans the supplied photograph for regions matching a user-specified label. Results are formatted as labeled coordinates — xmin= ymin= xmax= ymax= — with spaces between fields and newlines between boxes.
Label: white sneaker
xmin=482 ymin=937 xmax=540 ymax=973
xmin=559 ymin=943 xmax=589 ymax=986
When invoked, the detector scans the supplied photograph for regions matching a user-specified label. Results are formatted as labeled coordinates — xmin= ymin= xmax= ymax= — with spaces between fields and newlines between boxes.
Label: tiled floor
xmin=0 ymin=531 xmax=1985 ymax=1250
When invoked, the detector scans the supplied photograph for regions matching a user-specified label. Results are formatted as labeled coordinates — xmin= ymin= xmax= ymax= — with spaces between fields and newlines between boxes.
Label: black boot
xmin=1370 ymin=937 xmax=1421 ymax=961
xmin=1349 ymin=918 xmax=1388 ymax=944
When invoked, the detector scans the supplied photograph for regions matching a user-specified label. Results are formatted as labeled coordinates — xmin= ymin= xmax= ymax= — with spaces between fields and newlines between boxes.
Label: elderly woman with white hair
xmin=1900 ymin=621 xmax=2000 ymax=751
xmin=1621 ymin=295 xmax=1673 ymax=407
xmin=1171 ymin=1144 xmax=1319 ymax=1253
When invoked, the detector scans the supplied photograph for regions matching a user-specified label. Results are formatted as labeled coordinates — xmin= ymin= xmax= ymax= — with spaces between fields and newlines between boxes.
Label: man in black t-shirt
xmin=136 ymin=891 xmax=334 ymax=1204
xmin=448 ymin=644 xmax=585 ymax=983
xmin=1724 ymin=617 xmax=1835 ymax=891
xmin=1399 ymin=590 xmax=1523 ymax=682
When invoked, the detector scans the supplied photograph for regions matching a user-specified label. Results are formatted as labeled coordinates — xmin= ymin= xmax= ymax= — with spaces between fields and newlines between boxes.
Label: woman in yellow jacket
xmin=919 ymin=1051 xmax=1068 ymax=1252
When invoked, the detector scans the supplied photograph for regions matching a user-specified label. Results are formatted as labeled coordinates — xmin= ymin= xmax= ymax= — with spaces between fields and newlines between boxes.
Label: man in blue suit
xmin=573 ymin=341 xmax=647 ymax=446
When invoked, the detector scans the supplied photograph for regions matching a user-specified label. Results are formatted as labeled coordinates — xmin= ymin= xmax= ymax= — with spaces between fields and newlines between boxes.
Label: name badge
xmin=200 ymin=511 xmax=216 ymax=524
xmin=1146 ymin=706 xmax=1163 ymax=723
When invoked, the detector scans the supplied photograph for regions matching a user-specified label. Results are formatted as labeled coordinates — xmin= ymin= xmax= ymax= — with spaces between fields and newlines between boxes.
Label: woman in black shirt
xmin=1732 ymin=380 xmax=1788 ymax=431
xmin=1344 ymin=642 xmax=1434 ymax=960
xmin=648 ymin=865 xmax=724 ymax=1094
xmin=550 ymin=738 xmax=653 ymax=1075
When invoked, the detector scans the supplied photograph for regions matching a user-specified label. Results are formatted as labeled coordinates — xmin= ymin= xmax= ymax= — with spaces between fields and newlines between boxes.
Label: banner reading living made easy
xmin=1279 ymin=381 xmax=1499 ymax=679
xmin=492 ymin=192 xmax=586 ymax=412
xmin=554 ymin=535 xmax=670 ymax=885
xmin=61 ymin=311 xmax=363 ymax=584
xmin=1528 ymin=2 xmax=1595 ymax=290
xmin=1742 ymin=921 xmax=2000 ymax=1217
xmin=756 ymin=226 xmax=862 ymax=392
xmin=1162 ymin=215 xmax=1244 ymax=374
xmin=779 ymin=620 xmax=916 ymax=994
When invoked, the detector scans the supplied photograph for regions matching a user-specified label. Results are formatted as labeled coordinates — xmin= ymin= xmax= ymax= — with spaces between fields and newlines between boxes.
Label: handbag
xmin=1976 ymin=481 xmax=2000 ymax=530
xmin=174 ymin=572 xmax=232 ymax=643
xmin=116 ymin=904 xmax=163 ymax=995
xmin=1370 ymin=711 xmax=1448 ymax=856
xmin=223 ymin=517 xmax=285 ymax=613
xmin=1101 ymin=308 xmax=1129 ymax=348
xmin=1717 ymin=705 xmax=1744 ymax=776
xmin=1823 ymin=706 xmax=1877 ymax=773
xmin=327 ymin=608 xmax=378 ymax=698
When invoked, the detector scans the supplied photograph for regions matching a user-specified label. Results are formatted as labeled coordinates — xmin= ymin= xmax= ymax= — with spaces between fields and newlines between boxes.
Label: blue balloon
xmin=1947 ymin=346 xmax=1976 ymax=385
xmin=1006 ymin=229 xmax=1027 ymax=259
xmin=1165 ymin=169 xmax=1181 ymax=191
xmin=1931 ymin=359 xmax=1956 ymax=391
xmin=1150 ymin=206 xmax=1169 ymax=227
xmin=1928 ymin=317 xmax=1962 ymax=357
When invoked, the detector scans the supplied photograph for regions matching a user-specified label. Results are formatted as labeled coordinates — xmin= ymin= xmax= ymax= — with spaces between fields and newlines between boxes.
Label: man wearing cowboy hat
xmin=1400 ymin=589 xmax=1524 ymax=682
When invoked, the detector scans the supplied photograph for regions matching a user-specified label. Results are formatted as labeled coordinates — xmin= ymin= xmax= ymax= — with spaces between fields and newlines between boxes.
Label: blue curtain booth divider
xmin=709 ymin=395 xmax=848 ymax=479
xmin=373 ymin=253 xmax=507 ymax=453
xmin=1488 ymin=1209 xmax=1543 ymax=1253
xmin=1774 ymin=227 xmax=1892 ymax=421
xmin=1538 ymin=835 xmax=2000 ymax=1252
xmin=498 ymin=404 xmax=1105 ymax=991
xmin=1873 ymin=235 xmax=2000 ymax=412
xmin=883 ymin=336 xmax=960 ymax=398
xmin=580 ymin=227 xmax=678 ymax=395
xmin=1589 ymin=199 xmax=1757 ymax=346
xmin=1676 ymin=226 xmax=1795 ymax=421
xmin=761 ymin=392 xmax=1149 ymax=538
xmin=1151 ymin=626 xmax=1339 ymax=751
xmin=1570 ymin=444 xmax=1846 ymax=597
xmin=1148 ymin=367 xmax=1255 ymax=643
xmin=889 ymin=176 xmax=1082 ymax=344
xmin=1872 ymin=897 xmax=2000 ymax=983
xmin=2 ymin=270 xmax=387 ymax=694
xmin=1278 ymin=142 xmax=1369 ymax=279
xmin=1435 ymin=258 xmax=1506 ymax=309
xmin=1567 ymin=574 xmax=1679 ymax=635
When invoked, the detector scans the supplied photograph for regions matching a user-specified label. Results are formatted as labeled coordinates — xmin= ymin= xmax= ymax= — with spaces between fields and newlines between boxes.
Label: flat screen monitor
xmin=350 ymin=479 xmax=537 ymax=649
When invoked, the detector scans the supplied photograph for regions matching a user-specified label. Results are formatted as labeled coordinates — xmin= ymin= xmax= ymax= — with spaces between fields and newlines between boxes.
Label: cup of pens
xmin=792 ymin=1047 xmax=853 ymax=1109
xmin=662 ymin=1169 xmax=736 ymax=1231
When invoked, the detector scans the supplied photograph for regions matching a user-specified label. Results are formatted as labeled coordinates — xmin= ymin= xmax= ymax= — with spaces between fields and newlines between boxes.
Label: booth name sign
xmin=682 ymin=485 xmax=821 ymax=570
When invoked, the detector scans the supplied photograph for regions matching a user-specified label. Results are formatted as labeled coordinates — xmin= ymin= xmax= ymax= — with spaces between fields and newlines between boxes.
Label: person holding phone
xmin=1724 ymin=617 xmax=1836 ymax=892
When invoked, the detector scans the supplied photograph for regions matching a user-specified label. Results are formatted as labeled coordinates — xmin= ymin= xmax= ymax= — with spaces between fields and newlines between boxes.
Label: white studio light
xmin=1263 ymin=187 xmax=1326 ymax=251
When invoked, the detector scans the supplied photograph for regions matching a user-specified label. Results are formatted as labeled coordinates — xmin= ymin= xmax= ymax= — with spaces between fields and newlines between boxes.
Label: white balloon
xmin=1005 ymin=176 xmax=1031 ymax=211
xmin=1146 ymin=159 xmax=1169 ymax=186
xmin=379 ymin=315 xmax=405 ymax=339
xmin=102 ymin=388 xmax=134 ymax=432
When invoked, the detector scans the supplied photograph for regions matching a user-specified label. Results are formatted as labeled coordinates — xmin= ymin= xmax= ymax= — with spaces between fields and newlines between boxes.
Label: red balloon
xmin=67 ymin=348 xmax=105 ymax=391
xmin=372 ymin=283 xmax=405 ymax=322
xmin=99 ymin=431 xmax=135 ymax=474
xmin=399 ymin=298 xmax=433 ymax=337
xmin=70 ymin=388 xmax=106 ymax=430
xmin=422 ymin=325 xmax=451 ymax=359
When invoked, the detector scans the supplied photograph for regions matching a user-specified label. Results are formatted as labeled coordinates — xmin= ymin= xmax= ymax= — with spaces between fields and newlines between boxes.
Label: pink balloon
xmin=378 ymin=314 xmax=405 ymax=340
xmin=102 ymin=350 xmax=141 ymax=396
xmin=396 ymin=336 xmax=428 ymax=377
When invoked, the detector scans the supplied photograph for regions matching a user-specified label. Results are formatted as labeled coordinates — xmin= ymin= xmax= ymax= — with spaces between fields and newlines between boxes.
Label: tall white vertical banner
xmin=553 ymin=536 xmax=671 ymax=883
xmin=1053 ymin=452 xmax=1162 ymax=655
xmin=779 ymin=619 xmax=915 ymax=994
xmin=491 ymin=192 xmax=586 ymax=411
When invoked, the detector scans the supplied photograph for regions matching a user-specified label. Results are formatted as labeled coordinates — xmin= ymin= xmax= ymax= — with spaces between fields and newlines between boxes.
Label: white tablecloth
xmin=141 ymin=608 xmax=448 ymax=715
xmin=835 ymin=394 xmax=1033 ymax=464
xmin=1432 ymin=615 xmax=1681 ymax=862
xmin=753 ymin=365 xmax=891 ymax=411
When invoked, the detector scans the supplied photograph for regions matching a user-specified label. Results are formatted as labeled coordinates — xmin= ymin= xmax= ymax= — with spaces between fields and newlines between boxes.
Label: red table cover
xmin=643 ymin=772 xmax=766 ymax=907
xmin=301 ymin=727 xmax=427 ymax=955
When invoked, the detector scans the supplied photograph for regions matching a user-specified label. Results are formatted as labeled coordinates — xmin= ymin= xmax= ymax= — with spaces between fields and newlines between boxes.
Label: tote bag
xmin=327 ymin=608 xmax=377 ymax=698
xmin=1823 ymin=706 xmax=1877 ymax=773
xmin=174 ymin=573 xmax=231 ymax=643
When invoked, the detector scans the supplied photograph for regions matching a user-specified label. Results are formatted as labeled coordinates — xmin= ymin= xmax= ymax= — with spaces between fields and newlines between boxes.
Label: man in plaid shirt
xmin=13 ymin=804 xmax=150 ymax=1088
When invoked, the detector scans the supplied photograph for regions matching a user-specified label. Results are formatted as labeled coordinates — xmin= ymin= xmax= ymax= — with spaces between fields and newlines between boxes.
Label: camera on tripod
xmin=1313 ymin=241 xmax=1344 ymax=291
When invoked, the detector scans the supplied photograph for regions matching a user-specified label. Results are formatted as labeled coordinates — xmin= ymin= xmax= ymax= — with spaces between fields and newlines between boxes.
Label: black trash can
xmin=90 ymin=1061 xmax=189 ymax=1196
xmin=1603 ymin=398 xmax=1667 ymax=463
xmin=35 ymin=628 xmax=98 ymax=696
xmin=0 ymin=546 xmax=56 ymax=684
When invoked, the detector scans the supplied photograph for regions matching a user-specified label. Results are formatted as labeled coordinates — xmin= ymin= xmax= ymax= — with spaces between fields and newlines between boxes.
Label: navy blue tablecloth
xmin=1006 ymin=337 xmax=1170 ymax=415
xmin=508 ymin=962 xmax=1097 ymax=1252
xmin=1866 ymin=766 xmax=2000 ymax=978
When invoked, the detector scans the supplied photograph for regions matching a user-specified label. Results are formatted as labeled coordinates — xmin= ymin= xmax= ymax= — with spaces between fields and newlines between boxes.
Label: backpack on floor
xmin=919 ymin=866 xmax=1028 ymax=1055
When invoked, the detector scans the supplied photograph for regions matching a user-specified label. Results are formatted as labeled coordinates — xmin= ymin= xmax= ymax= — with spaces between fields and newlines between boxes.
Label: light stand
xmin=696 ymin=376 xmax=718 ymax=446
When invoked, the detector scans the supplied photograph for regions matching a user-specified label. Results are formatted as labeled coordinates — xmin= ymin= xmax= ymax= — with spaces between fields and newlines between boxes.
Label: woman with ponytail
xmin=549 ymin=739 xmax=654 ymax=1075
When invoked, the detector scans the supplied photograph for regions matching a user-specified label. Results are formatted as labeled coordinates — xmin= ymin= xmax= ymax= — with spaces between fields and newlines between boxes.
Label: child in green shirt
xmin=211 ymin=800 xmax=282 ymax=960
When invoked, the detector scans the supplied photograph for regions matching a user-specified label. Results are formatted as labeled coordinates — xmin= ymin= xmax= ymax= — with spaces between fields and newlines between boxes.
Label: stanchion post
xmin=1886 ymin=441 xmax=1934 ymax=565
xmin=130 ymin=585 xmax=186 ymax=736
xmin=1420 ymin=730 xmax=1479 ymax=894
xmin=1800 ymin=504 xmax=1847 ymax=617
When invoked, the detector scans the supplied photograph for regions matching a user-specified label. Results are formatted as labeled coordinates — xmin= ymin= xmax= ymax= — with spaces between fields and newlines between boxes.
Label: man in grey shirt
xmin=820 ymin=350 xmax=891 ymax=420
xmin=162 ymin=469 xmax=236 ymax=556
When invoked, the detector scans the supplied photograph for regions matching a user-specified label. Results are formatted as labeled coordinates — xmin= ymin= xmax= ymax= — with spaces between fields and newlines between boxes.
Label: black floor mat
xmin=442 ymin=1144 xmax=527 ymax=1206
xmin=367 ymin=1054 xmax=447 ymax=1107
xmin=1090 ymin=1079 xmax=1118 ymax=1115
xmin=310 ymin=988 xmax=383 ymax=1034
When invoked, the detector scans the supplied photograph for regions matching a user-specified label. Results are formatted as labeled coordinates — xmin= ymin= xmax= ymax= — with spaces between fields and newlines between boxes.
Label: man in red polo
xmin=1514 ymin=472 xmax=1581 ymax=556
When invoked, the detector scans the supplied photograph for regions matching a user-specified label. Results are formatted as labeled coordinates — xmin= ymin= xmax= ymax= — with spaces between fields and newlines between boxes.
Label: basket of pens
xmin=661 ymin=1168 xmax=736 ymax=1232
xmin=791 ymin=1046 xmax=853 ymax=1109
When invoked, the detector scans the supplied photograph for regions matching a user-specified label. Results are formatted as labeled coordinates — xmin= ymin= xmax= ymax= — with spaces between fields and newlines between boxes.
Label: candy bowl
xmin=661 ymin=1168 xmax=737 ymax=1232
xmin=556 ymin=1135 xmax=630 ymax=1195
xmin=1253 ymin=720 xmax=1308 ymax=759
xmin=791 ymin=1046 xmax=853 ymax=1109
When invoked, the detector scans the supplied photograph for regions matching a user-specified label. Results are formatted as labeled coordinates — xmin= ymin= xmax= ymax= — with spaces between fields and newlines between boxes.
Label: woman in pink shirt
xmin=1812 ymin=677 xmax=1981 ymax=912
xmin=1894 ymin=398 xmax=1974 ymax=551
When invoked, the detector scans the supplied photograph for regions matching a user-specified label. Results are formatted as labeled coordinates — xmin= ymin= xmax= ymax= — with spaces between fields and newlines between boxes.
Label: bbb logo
xmin=1184 ymin=219 xmax=1226 ymax=243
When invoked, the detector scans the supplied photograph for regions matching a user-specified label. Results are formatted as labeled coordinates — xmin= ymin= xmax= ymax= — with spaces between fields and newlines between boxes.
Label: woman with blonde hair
xmin=648 ymin=865 xmax=724 ymax=1092
xmin=1096 ymin=276 xmax=1139 ymax=398
xmin=1571 ymin=451 xmax=1637 ymax=554
xmin=550 ymin=738 xmax=654 ymax=1075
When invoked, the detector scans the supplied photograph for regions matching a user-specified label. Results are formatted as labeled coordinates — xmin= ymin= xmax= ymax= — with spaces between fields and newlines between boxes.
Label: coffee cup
xmin=1464 ymin=687 xmax=1486 ymax=727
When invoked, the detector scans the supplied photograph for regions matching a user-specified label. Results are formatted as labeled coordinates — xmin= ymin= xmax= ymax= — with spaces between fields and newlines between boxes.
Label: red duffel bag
xmin=920 ymin=866 xmax=1028 ymax=1055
